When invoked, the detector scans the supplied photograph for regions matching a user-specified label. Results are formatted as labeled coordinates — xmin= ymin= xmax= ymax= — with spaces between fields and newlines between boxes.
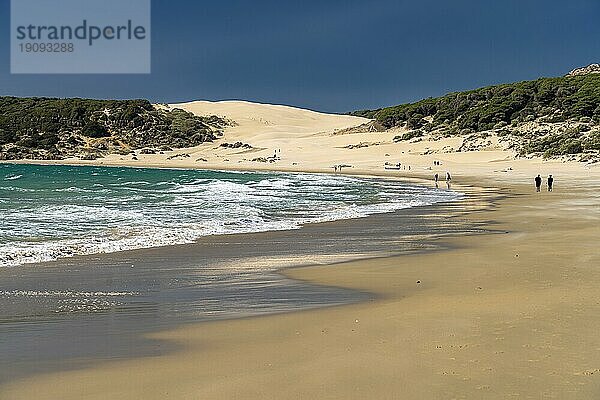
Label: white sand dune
xmin=170 ymin=100 xmax=368 ymax=138
xmin=12 ymin=99 xmax=598 ymax=182
xmin=158 ymin=100 xmax=596 ymax=182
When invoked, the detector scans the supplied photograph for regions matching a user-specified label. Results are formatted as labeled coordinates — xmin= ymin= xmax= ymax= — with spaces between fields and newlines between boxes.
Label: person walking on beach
xmin=535 ymin=175 xmax=542 ymax=192
xmin=547 ymin=174 xmax=554 ymax=192
xmin=434 ymin=173 xmax=439 ymax=188
xmin=446 ymin=171 xmax=451 ymax=182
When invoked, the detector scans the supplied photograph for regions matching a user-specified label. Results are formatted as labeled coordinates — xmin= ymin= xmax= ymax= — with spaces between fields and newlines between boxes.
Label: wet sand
xmin=2 ymin=176 xmax=599 ymax=399
xmin=0 ymin=182 xmax=486 ymax=386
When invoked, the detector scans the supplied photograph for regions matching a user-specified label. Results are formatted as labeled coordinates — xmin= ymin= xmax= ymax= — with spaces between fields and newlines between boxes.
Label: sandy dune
xmin=9 ymin=100 xmax=597 ymax=184
xmin=170 ymin=100 xmax=369 ymax=137
xmin=45 ymin=99 xmax=592 ymax=185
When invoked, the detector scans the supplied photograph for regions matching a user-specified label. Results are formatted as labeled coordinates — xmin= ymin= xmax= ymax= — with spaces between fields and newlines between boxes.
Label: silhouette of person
xmin=547 ymin=175 xmax=554 ymax=192
xmin=535 ymin=175 xmax=542 ymax=192
xmin=434 ymin=173 xmax=439 ymax=183
xmin=446 ymin=172 xmax=451 ymax=181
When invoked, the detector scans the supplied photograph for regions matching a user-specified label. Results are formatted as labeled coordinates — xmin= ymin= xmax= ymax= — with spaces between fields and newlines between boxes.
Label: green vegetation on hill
xmin=352 ymin=75 xmax=600 ymax=129
xmin=0 ymin=97 xmax=228 ymax=160
xmin=351 ymin=74 xmax=600 ymax=159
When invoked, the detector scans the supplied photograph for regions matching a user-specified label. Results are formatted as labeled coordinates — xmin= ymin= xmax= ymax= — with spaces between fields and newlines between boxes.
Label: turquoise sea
xmin=0 ymin=164 xmax=461 ymax=267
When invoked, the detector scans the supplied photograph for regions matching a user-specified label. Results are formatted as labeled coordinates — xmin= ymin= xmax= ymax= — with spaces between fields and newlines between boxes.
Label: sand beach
xmin=1 ymin=101 xmax=599 ymax=398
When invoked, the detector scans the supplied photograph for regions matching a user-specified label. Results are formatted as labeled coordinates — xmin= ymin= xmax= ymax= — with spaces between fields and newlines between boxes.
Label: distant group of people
xmin=266 ymin=149 xmax=282 ymax=162
xmin=535 ymin=174 xmax=554 ymax=192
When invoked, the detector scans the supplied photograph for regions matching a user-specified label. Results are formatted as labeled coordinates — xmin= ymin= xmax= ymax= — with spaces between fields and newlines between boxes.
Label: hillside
xmin=0 ymin=97 xmax=228 ymax=160
xmin=351 ymin=73 xmax=600 ymax=161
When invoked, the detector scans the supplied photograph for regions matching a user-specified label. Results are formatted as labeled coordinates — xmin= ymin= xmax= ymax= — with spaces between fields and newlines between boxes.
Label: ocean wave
xmin=8 ymin=204 xmax=145 ymax=224
xmin=119 ymin=181 xmax=152 ymax=186
xmin=0 ymin=168 xmax=462 ymax=268
xmin=253 ymin=178 xmax=293 ymax=190
xmin=0 ymin=186 xmax=36 ymax=192
xmin=0 ymin=221 xmax=295 ymax=268
xmin=3 ymin=174 xmax=23 ymax=181
xmin=0 ymin=195 xmax=458 ymax=268
xmin=54 ymin=186 xmax=98 ymax=193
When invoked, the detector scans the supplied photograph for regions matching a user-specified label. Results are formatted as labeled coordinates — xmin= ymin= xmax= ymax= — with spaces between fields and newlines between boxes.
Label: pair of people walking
xmin=433 ymin=172 xmax=451 ymax=182
xmin=434 ymin=172 xmax=451 ymax=188
xmin=535 ymin=174 xmax=553 ymax=192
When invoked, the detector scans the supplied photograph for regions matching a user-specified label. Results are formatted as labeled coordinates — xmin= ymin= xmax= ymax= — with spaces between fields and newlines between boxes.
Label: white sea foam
xmin=0 ymin=186 xmax=36 ymax=192
xmin=54 ymin=186 xmax=109 ymax=193
xmin=0 ymin=169 xmax=462 ymax=268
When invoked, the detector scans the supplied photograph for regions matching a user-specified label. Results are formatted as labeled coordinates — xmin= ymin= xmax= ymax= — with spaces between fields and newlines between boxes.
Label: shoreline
xmin=0 ymin=163 xmax=466 ymax=270
xmin=2 ymin=162 xmax=600 ymax=397
xmin=2 ymin=158 xmax=441 ymax=180
xmin=6 ymin=175 xmax=600 ymax=398
xmin=0 ymin=171 xmax=486 ymax=387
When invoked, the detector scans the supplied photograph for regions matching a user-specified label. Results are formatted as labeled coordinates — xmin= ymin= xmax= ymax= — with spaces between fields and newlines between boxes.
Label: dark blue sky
xmin=1 ymin=0 xmax=599 ymax=112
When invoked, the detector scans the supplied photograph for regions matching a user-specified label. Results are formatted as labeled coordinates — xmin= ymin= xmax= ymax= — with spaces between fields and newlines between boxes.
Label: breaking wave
xmin=0 ymin=165 xmax=462 ymax=267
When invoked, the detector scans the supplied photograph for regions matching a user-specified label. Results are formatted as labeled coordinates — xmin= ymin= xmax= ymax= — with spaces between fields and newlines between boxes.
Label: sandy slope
xmin=23 ymin=100 xmax=596 ymax=184
xmin=169 ymin=100 xmax=368 ymax=137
